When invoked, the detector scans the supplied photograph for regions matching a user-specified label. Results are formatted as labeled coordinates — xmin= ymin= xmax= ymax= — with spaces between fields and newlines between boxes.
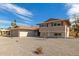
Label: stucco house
xmin=0 ymin=19 xmax=40 ymax=37
xmin=38 ymin=18 xmax=70 ymax=38
xmin=0 ymin=18 xmax=70 ymax=38
xmin=10 ymin=26 xmax=39 ymax=37
xmin=0 ymin=26 xmax=39 ymax=37
xmin=0 ymin=29 xmax=10 ymax=37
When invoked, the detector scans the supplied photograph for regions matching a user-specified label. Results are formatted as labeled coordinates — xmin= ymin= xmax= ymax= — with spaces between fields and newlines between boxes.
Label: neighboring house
xmin=0 ymin=29 xmax=10 ymax=37
xmin=38 ymin=18 xmax=70 ymax=38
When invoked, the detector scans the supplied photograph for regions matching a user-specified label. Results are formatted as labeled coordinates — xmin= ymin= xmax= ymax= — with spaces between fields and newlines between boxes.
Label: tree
xmin=11 ymin=20 xmax=17 ymax=28
xmin=72 ymin=14 xmax=79 ymax=27
xmin=71 ymin=14 xmax=79 ymax=37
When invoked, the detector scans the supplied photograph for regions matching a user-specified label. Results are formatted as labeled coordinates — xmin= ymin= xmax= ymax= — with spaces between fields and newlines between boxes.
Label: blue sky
xmin=0 ymin=3 xmax=69 ymax=28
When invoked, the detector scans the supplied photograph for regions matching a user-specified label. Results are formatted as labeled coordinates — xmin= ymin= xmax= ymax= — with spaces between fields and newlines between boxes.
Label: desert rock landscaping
xmin=0 ymin=37 xmax=78 ymax=56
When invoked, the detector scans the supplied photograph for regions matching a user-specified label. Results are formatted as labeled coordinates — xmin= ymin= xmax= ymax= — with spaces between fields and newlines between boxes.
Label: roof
xmin=44 ymin=18 xmax=60 ymax=22
xmin=38 ymin=18 xmax=70 ymax=25
xmin=0 ymin=29 xmax=10 ymax=31
xmin=10 ymin=26 xmax=39 ymax=31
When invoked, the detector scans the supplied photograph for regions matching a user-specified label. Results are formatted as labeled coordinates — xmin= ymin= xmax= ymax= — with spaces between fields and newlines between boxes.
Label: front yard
xmin=0 ymin=37 xmax=78 ymax=56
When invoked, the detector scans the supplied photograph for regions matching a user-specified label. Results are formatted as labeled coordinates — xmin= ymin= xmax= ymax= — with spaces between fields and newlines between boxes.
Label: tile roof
xmin=38 ymin=18 xmax=70 ymax=25
xmin=0 ymin=29 xmax=10 ymax=31
xmin=10 ymin=26 xmax=39 ymax=30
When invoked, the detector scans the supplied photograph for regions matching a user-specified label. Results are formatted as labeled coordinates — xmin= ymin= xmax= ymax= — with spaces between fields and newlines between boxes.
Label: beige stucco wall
xmin=39 ymin=26 xmax=65 ymax=32
xmin=10 ymin=30 xmax=38 ymax=37
xmin=19 ymin=30 xmax=38 ymax=37
xmin=40 ymin=32 xmax=65 ymax=38
xmin=39 ymin=26 xmax=69 ymax=38
xmin=10 ymin=30 xmax=19 ymax=37
xmin=0 ymin=31 xmax=1 ymax=36
xmin=65 ymin=26 xmax=70 ymax=38
xmin=67 ymin=27 xmax=69 ymax=37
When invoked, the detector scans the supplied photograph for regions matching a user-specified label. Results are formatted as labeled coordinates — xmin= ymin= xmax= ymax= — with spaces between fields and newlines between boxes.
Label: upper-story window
xmin=40 ymin=24 xmax=48 ymax=27
xmin=53 ymin=23 xmax=57 ymax=26
xmin=40 ymin=24 xmax=43 ymax=27
xmin=57 ymin=23 xmax=61 ymax=26
xmin=51 ymin=22 xmax=62 ymax=26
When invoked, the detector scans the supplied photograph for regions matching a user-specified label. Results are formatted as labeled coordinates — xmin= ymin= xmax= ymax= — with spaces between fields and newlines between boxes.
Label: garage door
xmin=19 ymin=31 xmax=28 ymax=37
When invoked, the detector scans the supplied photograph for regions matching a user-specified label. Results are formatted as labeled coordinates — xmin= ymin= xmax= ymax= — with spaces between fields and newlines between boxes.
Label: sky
xmin=0 ymin=3 xmax=79 ymax=28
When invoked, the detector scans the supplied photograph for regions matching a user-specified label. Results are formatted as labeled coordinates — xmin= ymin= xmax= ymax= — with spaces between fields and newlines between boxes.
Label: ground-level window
xmin=54 ymin=33 xmax=57 ymax=36
xmin=54 ymin=33 xmax=62 ymax=36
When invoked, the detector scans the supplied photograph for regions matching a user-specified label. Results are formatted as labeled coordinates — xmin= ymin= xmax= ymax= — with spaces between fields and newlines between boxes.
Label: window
xmin=54 ymin=23 xmax=57 ymax=26
xmin=54 ymin=33 xmax=61 ymax=36
xmin=54 ymin=33 xmax=57 ymax=36
xmin=51 ymin=22 xmax=62 ymax=26
xmin=57 ymin=23 xmax=61 ymax=26
xmin=40 ymin=24 xmax=44 ymax=27
xmin=58 ymin=33 xmax=61 ymax=36
xmin=40 ymin=24 xmax=48 ymax=27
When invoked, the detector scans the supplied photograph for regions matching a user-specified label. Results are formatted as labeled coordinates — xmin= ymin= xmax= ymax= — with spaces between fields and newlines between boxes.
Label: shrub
xmin=34 ymin=47 xmax=43 ymax=54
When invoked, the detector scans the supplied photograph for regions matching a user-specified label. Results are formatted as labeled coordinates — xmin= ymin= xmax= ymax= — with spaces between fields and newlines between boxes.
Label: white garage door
xmin=19 ymin=31 xmax=28 ymax=37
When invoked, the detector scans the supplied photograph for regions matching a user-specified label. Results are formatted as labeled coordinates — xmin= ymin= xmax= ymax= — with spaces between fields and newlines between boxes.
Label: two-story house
xmin=0 ymin=18 xmax=70 ymax=38
xmin=38 ymin=18 xmax=70 ymax=38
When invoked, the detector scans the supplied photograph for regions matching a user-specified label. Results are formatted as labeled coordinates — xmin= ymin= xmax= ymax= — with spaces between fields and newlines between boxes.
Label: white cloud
xmin=65 ymin=3 xmax=79 ymax=22
xmin=0 ymin=19 xmax=30 ymax=28
xmin=17 ymin=22 xmax=30 ymax=26
xmin=0 ymin=19 xmax=10 ymax=24
xmin=0 ymin=3 xmax=33 ymax=28
xmin=0 ymin=3 xmax=33 ymax=21
xmin=15 ymin=14 xmax=32 ymax=21
xmin=0 ymin=20 xmax=11 ymax=28
xmin=0 ymin=0 xmax=11 ymax=3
